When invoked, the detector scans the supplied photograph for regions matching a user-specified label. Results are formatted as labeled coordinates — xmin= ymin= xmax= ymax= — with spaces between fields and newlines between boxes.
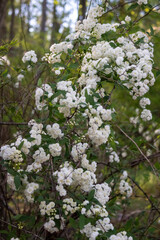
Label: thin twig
xmin=0 ymin=122 xmax=28 ymax=125
xmin=116 ymin=125 xmax=159 ymax=178
xmin=129 ymin=176 xmax=160 ymax=215
xmin=0 ymin=219 xmax=43 ymax=240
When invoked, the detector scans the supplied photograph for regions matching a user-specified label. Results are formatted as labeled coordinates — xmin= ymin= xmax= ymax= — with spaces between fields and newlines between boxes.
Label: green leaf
xmin=150 ymin=26 xmax=154 ymax=36
xmin=50 ymin=90 xmax=66 ymax=100
xmin=52 ymin=62 xmax=64 ymax=68
xmin=69 ymin=218 xmax=77 ymax=229
xmin=13 ymin=214 xmax=23 ymax=220
xmin=65 ymin=143 xmax=70 ymax=158
xmin=70 ymin=62 xmax=79 ymax=69
xmin=88 ymin=189 xmax=95 ymax=201
xmin=14 ymin=175 xmax=21 ymax=189
xmin=79 ymin=215 xmax=86 ymax=230
xmin=13 ymin=215 xmax=35 ymax=226
xmin=156 ymin=70 xmax=160 ymax=78
xmin=37 ymin=195 xmax=44 ymax=202
xmin=38 ymin=78 xmax=42 ymax=87
xmin=155 ymin=162 xmax=160 ymax=170
xmin=17 ymin=141 xmax=24 ymax=150
xmin=92 ymin=198 xmax=102 ymax=207
xmin=85 ymin=89 xmax=95 ymax=105
xmin=109 ymin=42 xmax=117 ymax=48
xmin=7 ymin=168 xmax=17 ymax=176
xmin=0 ymin=230 xmax=9 ymax=234
xmin=128 ymin=3 xmax=138 ymax=11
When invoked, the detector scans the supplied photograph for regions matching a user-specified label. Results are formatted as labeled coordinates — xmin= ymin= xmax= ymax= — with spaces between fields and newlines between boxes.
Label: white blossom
xmin=22 ymin=50 xmax=37 ymax=63
xmin=141 ymin=109 xmax=152 ymax=121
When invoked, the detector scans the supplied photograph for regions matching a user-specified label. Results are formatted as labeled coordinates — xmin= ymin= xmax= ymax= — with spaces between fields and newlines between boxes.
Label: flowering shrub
xmin=0 ymin=0 xmax=160 ymax=239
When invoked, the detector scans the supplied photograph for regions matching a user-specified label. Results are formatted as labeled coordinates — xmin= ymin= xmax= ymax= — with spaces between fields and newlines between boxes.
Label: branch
xmin=129 ymin=176 xmax=160 ymax=215
xmin=133 ymin=3 xmax=160 ymax=24
xmin=116 ymin=125 xmax=159 ymax=178
xmin=0 ymin=122 xmax=28 ymax=125
xmin=131 ymin=151 xmax=160 ymax=167
xmin=0 ymin=219 xmax=44 ymax=240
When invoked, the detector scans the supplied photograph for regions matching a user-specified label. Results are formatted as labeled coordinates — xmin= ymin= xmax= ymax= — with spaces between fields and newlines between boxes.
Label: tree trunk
xmin=78 ymin=0 xmax=86 ymax=20
xmin=0 ymin=0 xmax=8 ymax=43
xmin=50 ymin=3 xmax=60 ymax=45
xmin=40 ymin=0 xmax=47 ymax=44
xmin=27 ymin=0 xmax=31 ymax=33
xmin=9 ymin=0 xmax=15 ymax=41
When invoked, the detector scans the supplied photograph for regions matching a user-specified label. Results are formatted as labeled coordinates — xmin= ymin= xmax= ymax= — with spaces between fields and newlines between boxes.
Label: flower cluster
xmin=29 ymin=120 xmax=43 ymax=146
xmin=137 ymin=0 xmax=147 ymax=5
xmin=46 ymin=42 xmax=73 ymax=64
xmin=7 ymin=173 xmax=16 ymax=190
xmin=0 ymin=145 xmax=23 ymax=163
xmin=44 ymin=219 xmax=59 ymax=234
xmin=81 ymin=154 xmax=97 ymax=173
xmin=0 ymin=55 xmax=10 ymax=65
xmin=26 ymin=147 xmax=50 ymax=172
xmin=63 ymin=198 xmax=79 ymax=215
xmin=46 ymin=123 xmax=64 ymax=139
xmin=24 ymin=182 xmax=39 ymax=202
xmin=81 ymin=218 xmax=114 ymax=240
xmin=22 ymin=50 xmax=37 ymax=63
xmin=119 ymin=171 xmax=132 ymax=198
xmin=39 ymin=201 xmax=63 ymax=233
xmin=15 ymin=135 xmax=31 ymax=155
xmin=108 ymin=149 xmax=120 ymax=163
xmin=94 ymin=182 xmax=111 ymax=205
xmin=14 ymin=73 xmax=24 ymax=88
xmin=49 ymin=143 xmax=62 ymax=157
xmin=109 ymin=231 xmax=133 ymax=240
xmin=54 ymin=162 xmax=97 ymax=196
xmin=71 ymin=142 xmax=88 ymax=162
xmin=140 ymin=109 xmax=152 ymax=121
xmin=39 ymin=201 xmax=56 ymax=216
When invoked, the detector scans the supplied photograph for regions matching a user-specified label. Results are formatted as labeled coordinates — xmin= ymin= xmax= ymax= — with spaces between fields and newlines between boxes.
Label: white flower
xmin=109 ymin=231 xmax=133 ymax=240
xmin=94 ymin=182 xmax=111 ymax=205
xmin=14 ymin=82 xmax=19 ymax=88
xmin=44 ymin=219 xmax=59 ymax=233
xmin=0 ymin=55 xmax=10 ymax=65
xmin=55 ymin=70 xmax=60 ymax=75
xmin=125 ymin=16 xmax=131 ymax=23
xmin=7 ymin=173 xmax=16 ymax=190
xmin=0 ymin=145 xmax=23 ymax=163
xmin=22 ymin=50 xmax=37 ymax=63
xmin=138 ymin=0 xmax=147 ymax=5
xmin=120 ymin=171 xmax=128 ymax=180
xmin=24 ymin=182 xmax=39 ymax=203
xmin=49 ymin=143 xmax=62 ymax=157
xmin=141 ymin=109 xmax=152 ymax=121
xmin=109 ymin=151 xmax=120 ymax=163
xmin=139 ymin=97 xmax=151 ymax=108
xmin=46 ymin=123 xmax=64 ymax=139
xmin=71 ymin=143 xmax=88 ymax=162
xmin=119 ymin=180 xmax=132 ymax=198
xmin=17 ymin=74 xmax=24 ymax=82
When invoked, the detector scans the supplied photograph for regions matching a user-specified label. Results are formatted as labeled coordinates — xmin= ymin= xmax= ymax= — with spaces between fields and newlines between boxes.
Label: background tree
xmin=9 ymin=0 xmax=15 ymax=41
xmin=78 ymin=0 xmax=87 ymax=20
xmin=40 ymin=0 xmax=47 ymax=45
xmin=0 ymin=0 xmax=9 ymax=43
